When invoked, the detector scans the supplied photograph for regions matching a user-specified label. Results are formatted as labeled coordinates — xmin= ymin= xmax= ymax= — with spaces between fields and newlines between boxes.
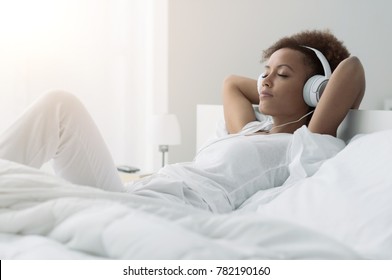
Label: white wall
xmin=167 ymin=0 xmax=392 ymax=163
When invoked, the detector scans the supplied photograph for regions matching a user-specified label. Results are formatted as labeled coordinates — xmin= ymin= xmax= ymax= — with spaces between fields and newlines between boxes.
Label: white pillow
xmin=257 ymin=129 xmax=392 ymax=259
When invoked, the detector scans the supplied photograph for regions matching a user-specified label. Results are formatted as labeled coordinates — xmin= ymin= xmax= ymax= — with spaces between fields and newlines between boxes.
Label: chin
xmin=258 ymin=104 xmax=273 ymax=116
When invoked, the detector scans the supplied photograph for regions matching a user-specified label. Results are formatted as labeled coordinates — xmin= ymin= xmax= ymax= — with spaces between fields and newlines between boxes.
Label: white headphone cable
xmin=197 ymin=110 xmax=314 ymax=155
xmin=269 ymin=110 xmax=314 ymax=132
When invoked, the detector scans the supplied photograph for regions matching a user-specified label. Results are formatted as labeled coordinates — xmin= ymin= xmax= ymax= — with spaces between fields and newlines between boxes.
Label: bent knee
xmin=38 ymin=90 xmax=84 ymax=111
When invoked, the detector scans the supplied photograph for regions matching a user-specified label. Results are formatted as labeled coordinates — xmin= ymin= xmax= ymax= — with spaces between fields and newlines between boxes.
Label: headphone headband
xmin=301 ymin=46 xmax=331 ymax=77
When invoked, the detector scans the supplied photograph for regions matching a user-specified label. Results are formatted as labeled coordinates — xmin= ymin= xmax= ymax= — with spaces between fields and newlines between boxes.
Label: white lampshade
xmin=150 ymin=114 xmax=181 ymax=146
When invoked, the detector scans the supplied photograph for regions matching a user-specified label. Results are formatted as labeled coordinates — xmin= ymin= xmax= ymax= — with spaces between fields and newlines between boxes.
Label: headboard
xmin=196 ymin=104 xmax=392 ymax=151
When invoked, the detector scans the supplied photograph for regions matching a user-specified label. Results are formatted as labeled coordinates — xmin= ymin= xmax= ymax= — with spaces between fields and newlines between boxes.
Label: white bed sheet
xmin=1 ymin=127 xmax=392 ymax=259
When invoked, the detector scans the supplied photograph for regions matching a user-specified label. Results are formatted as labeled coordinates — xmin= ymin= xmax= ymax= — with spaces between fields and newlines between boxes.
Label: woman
xmin=223 ymin=30 xmax=365 ymax=136
xmin=0 ymin=30 xmax=365 ymax=213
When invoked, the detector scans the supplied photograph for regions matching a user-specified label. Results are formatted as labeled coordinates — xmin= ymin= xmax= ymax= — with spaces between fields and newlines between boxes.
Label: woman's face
xmin=259 ymin=48 xmax=310 ymax=122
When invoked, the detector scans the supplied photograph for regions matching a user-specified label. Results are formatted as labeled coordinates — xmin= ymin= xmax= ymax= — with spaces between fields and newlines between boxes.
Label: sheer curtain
xmin=0 ymin=0 xmax=167 ymax=172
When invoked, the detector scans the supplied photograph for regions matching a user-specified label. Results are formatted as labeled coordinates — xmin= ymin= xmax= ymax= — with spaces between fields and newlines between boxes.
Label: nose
xmin=262 ymin=75 xmax=271 ymax=88
xmin=257 ymin=73 xmax=272 ymax=95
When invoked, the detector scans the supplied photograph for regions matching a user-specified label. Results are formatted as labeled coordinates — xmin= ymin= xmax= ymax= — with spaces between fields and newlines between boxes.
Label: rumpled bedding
xmin=1 ymin=126 xmax=392 ymax=259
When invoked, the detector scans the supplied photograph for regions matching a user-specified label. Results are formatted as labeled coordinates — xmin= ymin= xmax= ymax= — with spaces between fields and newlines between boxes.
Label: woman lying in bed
xmin=0 ymin=30 xmax=365 ymax=213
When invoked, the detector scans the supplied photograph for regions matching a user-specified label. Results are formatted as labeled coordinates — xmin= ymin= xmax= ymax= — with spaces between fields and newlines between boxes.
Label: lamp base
xmin=158 ymin=145 xmax=169 ymax=167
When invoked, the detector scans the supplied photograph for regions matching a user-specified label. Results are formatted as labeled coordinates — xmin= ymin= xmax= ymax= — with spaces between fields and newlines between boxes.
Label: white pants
xmin=0 ymin=90 xmax=124 ymax=192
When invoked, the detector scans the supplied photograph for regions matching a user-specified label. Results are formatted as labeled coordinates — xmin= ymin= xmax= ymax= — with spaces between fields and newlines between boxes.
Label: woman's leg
xmin=0 ymin=90 xmax=124 ymax=192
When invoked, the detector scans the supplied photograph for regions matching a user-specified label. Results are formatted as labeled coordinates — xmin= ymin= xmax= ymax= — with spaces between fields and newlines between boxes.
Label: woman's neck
xmin=270 ymin=110 xmax=314 ymax=133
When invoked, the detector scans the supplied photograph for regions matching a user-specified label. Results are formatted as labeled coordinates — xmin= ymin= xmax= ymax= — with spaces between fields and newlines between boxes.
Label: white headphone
xmin=257 ymin=46 xmax=332 ymax=107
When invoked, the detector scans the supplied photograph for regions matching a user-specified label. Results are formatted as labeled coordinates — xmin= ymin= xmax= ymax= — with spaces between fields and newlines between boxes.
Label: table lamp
xmin=150 ymin=114 xmax=181 ymax=167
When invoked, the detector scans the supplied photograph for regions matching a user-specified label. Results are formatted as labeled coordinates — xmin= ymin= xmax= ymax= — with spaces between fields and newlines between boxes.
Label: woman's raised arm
xmin=308 ymin=56 xmax=365 ymax=136
xmin=222 ymin=75 xmax=260 ymax=134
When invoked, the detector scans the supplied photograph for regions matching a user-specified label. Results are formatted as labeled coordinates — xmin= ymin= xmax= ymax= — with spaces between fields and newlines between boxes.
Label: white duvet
xmin=1 ymin=127 xmax=392 ymax=259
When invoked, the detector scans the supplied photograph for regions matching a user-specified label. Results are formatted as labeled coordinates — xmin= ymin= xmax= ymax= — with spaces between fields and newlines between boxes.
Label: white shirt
xmin=127 ymin=119 xmax=292 ymax=213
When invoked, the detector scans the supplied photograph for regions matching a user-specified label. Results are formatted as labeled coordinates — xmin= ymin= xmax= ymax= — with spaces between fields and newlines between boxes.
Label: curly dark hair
xmin=262 ymin=30 xmax=350 ymax=77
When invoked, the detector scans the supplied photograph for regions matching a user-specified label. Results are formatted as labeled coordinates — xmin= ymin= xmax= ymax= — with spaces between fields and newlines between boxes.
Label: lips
xmin=259 ymin=91 xmax=273 ymax=98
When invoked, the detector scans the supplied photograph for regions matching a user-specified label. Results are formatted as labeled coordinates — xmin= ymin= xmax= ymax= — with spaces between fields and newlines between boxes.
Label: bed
xmin=1 ymin=105 xmax=392 ymax=260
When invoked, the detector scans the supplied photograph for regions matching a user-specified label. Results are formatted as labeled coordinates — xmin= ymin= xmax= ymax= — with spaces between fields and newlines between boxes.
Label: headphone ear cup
xmin=257 ymin=74 xmax=264 ymax=95
xmin=303 ymin=75 xmax=329 ymax=107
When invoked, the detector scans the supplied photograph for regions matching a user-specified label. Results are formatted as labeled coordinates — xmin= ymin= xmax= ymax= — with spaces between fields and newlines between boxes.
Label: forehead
xmin=265 ymin=48 xmax=306 ymax=70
